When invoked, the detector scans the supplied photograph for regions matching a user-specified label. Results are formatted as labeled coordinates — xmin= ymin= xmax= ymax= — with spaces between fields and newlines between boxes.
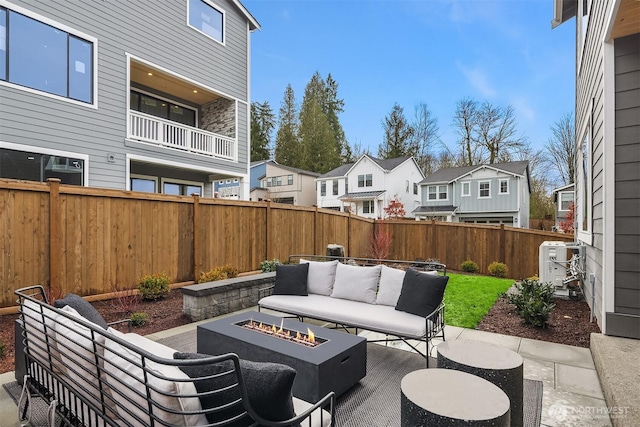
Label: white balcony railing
xmin=128 ymin=111 xmax=236 ymax=161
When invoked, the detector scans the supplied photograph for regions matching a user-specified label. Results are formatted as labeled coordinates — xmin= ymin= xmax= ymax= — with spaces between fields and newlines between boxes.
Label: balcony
xmin=128 ymin=111 xmax=236 ymax=161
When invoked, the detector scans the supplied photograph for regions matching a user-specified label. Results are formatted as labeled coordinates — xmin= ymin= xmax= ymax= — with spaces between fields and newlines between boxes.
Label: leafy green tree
xmin=298 ymin=72 xmax=341 ymax=173
xmin=250 ymin=101 xmax=275 ymax=161
xmin=274 ymin=85 xmax=302 ymax=167
xmin=378 ymin=103 xmax=414 ymax=159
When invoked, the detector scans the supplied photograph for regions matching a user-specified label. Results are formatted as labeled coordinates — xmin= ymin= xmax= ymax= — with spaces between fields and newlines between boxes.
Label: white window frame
xmin=437 ymin=184 xmax=448 ymax=201
xmin=578 ymin=0 xmax=591 ymax=75
xmin=332 ymin=179 xmax=338 ymax=196
xmin=577 ymin=107 xmax=593 ymax=244
xmin=362 ymin=200 xmax=374 ymax=214
xmin=186 ymin=0 xmax=226 ymax=46
xmin=358 ymin=174 xmax=373 ymax=188
xmin=478 ymin=181 xmax=491 ymax=199
xmin=558 ymin=191 xmax=574 ymax=212
xmin=498 ymin=179 xmax=509 ymax=195
xmin=461 ymin=181 xmax=470 ymax=197
xmin=320 ymin=181 xmax=326 ymax=196
xmin=130 ymin=174 xmax=158 ymax=193
xmin=427 ymin=185 xmax=437 ymax=201
xmin=160 ymin=177 xmax=204 ymax=196
xmin=0 ymin=0 xmax=98 ymax=109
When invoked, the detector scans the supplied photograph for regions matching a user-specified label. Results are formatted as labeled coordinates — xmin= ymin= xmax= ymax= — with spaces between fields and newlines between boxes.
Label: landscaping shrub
xmin=198 ymin=264 xmax=239 ymax=283
xmin=129 ymin=312 xmax=149 ymax=327
xmin=460 ymin=260 xmax=479 ymax=273
xmin=0 ymin=339 xmax=5 ymax=358
xmin=110 ymin=283 xmax=140 ymax=315
xmin=488 ymin=261 xmax=509 ymax=278
xmin=137 ymin=273 xmax=171 ymax=301
xmin=508 ymin=278 xmax=556 ymax=327
xmin=259 ymin=259 xmax=281 ymax=273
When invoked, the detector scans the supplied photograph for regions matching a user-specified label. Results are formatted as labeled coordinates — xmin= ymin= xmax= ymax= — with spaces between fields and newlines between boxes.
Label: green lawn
xmin=443 ymin=273 xmax=515 ymax=329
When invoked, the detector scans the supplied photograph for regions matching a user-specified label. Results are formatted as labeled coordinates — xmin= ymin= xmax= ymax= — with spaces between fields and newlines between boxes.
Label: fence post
xmin=431 ymin=219 xmax=437 ymax=258
xmin=347 ymin=212 xmax=351 ymax=257
xmin=314 ymin=206 xmax=319 ymax=255
xmin=192 ymin=194 xmax=200 ymax=282
xmin=266 ymin=201 xmax=272 ymax=260
xmin=47 ymin=178 xmax=62 ymax=301
xmin=500 ymin=224 xmax=506 ymax=263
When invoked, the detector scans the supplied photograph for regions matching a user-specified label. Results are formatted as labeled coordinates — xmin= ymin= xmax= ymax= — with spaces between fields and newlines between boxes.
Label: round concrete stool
xmin=401 ymin=368 xmax=510 ymax=426
xmin=438 ymin=340 xmax=524 ymax=427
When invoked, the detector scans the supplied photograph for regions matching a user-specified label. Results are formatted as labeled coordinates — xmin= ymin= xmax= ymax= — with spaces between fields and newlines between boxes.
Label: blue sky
xmin=243 ymin=0 xmax=576 ymax=157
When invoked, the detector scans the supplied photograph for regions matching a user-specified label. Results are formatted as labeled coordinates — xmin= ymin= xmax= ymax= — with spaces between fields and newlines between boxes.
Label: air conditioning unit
xmin=539 ymin=241 xmax=569 ymax=296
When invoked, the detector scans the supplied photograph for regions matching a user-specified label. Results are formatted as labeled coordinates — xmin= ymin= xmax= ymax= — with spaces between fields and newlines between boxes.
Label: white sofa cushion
xmin=375 ymin=265 xmax=406 ymax=306
xmin=331 ymin=263 xmax=381 ymax=304
xmin=293 ymin=397 xmax=332 ymax=427
xmin=103 ymin=330 xmax=208 ymax=427
xmin=21 ymin=299 xmax=62 ymax=373
xmin=300 ymin=259 xmax=339 ymax=295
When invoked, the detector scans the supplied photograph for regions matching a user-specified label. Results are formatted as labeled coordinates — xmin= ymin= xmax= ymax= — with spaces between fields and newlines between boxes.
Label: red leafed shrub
xmin=559 ymin=202 xmax=575 ymax=234
xmin=384 ymin=196 xmax=406 ymax=220
xmin=370 ymin=220 xmax=392 ymax=260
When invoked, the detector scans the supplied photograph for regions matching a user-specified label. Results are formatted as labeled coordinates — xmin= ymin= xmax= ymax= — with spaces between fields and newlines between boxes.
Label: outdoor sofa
xmin=258 ymin=256 xmax=448 ymax=367
xmin=15 ymin=285 xmax=334 ymax=427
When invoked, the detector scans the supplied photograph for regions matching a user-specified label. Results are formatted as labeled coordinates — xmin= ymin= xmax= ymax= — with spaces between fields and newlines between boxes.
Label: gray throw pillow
xmin=395 ymin=268 xmax=449 ymax=317
xmin=273 ymin=263 xmax=309 ymax=296
xmin=174 ymin=352 xmax=297 ymax=426
xmin=54 ymin=293 xmax=108 ymax=329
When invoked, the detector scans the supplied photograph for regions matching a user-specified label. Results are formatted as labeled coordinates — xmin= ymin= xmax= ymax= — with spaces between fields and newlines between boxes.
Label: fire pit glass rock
xmin=236 ymin=319 xmax=328 ymax=348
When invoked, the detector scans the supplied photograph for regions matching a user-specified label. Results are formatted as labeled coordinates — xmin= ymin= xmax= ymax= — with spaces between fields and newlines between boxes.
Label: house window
xmin=130 ymin=90 xmax=197 ymax=127
xmin=287 ymin=174 xmax=293 ymax=185
xmin=188 ymin=0 xmax=224 ymax=44
xmin=131 ymin=174 xmax=157 ymax=193
xmin=461 ymin=182 xmax=470 ymax=196
xmin=320 ymin=181 xmax=326 ymax=196
xmin=579 ymin=128 xmax=592 ymax=235
xmin=333 ymin=179 xmax=338 ymax=195
xmin=345 ymin=180 xmax=349 ymax=194
xmin=406 ymin=180 xmax=410 ymax=193
xmin=413 ymin=183 xmax=418 ymax=195
xmin=161 ymin=179 xmax=203 ymax=196
xmin=363 ymin=200 xmax=374 ymax=214
xmin=0 ymin=6 xmax=95 ymax=104
xmin=479 ymin=181 xmax=490 ymax=198
xmin=427 ymin=185 xmax=447 ymax=200
xmin=0 ymin=147 xmax=85 ymax=186
xmin=559 ymin=192 xmax=574 ymax=211
xmin=499 ymin=179 xmax=509 ymax=194
xmin=358 ymin=174 xmax=372 ymax=187
xmin=276 ymin=176 xmax=282 ymax=186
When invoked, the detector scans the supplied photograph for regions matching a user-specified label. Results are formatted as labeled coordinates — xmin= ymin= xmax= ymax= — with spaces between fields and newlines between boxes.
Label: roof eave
xmin=551 ymin=0 xmax=577 ymax=29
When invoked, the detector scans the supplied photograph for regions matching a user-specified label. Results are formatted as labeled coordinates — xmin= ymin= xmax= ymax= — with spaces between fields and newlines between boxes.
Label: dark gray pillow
xmin=174 ymin=352 xmax=297 ymax=426
xmin=54 ymin=293 xmax=108 ymax=329
xmin=273 ymin=263 xmax=309 ymax=296
xmin=395 ymin=268 xmax=449 ymax=317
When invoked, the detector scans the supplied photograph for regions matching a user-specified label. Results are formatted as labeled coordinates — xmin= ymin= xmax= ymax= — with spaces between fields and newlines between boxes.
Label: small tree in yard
xmin=370 ymin=220 xmax=392 ymax=260
xmin=559 ymin=202 xmax=575 ymax=234
xmin=384 ymin=196 xmax=406 ymax=220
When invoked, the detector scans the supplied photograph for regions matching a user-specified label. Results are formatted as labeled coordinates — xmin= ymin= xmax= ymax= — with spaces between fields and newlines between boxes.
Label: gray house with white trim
xmin=414 ymin=161 xmax=531 ymax=228
xmin=0 ymin=0 xmax=259 ymax=198
xmin=553 ymin=0 xmax=640 ymax=339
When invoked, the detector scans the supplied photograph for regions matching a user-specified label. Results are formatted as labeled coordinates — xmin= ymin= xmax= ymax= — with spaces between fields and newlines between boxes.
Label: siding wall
xmin=614 ymin=33 xmax=640 ymax=319
xmin=0 ymin=0 xmax=251 ymax=190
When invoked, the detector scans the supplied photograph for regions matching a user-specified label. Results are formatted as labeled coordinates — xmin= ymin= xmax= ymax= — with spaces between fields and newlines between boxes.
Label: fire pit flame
xmin=237 ymin=319 xmax=327 ymax=348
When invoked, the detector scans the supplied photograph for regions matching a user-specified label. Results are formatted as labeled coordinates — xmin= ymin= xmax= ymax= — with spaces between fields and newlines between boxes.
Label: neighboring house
xmin=553 ymin=0 xmax=640 ymax=339
xmin=316 ymin=155 xmax=424 ymax=219
xmin=0 ymin=0 xmax=259 ymax=198
xmin=249 ymin=160 xmax=319 ymax=206
xmin=413 ymin=161 xmax=531 ymax=228
xmin=552 ymin=183 xmax=575 ymax=229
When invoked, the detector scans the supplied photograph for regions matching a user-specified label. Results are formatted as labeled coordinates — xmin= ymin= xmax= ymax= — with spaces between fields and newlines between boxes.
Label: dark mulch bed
xmin=0 ymin=289 xmax=600 ymax=375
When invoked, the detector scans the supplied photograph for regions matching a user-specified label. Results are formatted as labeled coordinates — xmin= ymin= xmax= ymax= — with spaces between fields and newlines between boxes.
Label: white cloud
xmin=456 ymin=61 xmax=496 ymax=98
xmin=512 ymin=97 xmax=536 ymax=121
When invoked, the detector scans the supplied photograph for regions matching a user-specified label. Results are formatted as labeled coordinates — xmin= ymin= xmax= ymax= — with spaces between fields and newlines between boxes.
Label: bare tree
xmin=452 ymin=98 xmax=482 ymax=166
xmin=411 ymin=102 xmax=440 ymax=174
xmin=545 ymin=112 xmax=576 ymax=185
xmin=475 ymin=102 xmax=527 ymax=164
xmin=513 ymin=143 xmax=555 ymax=220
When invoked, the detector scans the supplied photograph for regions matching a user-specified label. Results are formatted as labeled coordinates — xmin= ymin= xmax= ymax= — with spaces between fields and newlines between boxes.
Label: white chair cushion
xmin=103 ymin=329 xmax=208 ymax=427
xmin=330 ymin=264 xmax=381 ymax=304
xmin=293 ymin=397 xmax=332 ymax=427
xmin=300 ymin=259 xmax=339 ymax=296
xmin=375 ymin=265 xmax=406 ymax=306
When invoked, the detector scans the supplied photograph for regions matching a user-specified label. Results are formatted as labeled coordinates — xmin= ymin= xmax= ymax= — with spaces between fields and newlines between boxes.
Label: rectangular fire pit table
xmin=197 ymin=311 xmax=367 ymax=402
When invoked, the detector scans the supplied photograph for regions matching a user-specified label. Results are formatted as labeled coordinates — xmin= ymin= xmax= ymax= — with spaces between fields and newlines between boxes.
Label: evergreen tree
xmin=323 ymin=74 xmax=351 ymax=163
xmin=378 ymin=103 xmax=414 ymax=159
xmin=250 ymin=101 xmax=275 ymax=161
xmin=298 ymin=72 xmax=340 ymax=173
xmin=274 ymin=85 xmax=302 ymax=167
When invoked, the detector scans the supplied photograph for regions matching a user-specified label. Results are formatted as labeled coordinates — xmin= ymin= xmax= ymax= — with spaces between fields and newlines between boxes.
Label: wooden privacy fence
xmin=0 ymin=179 xmax=573 ymax=309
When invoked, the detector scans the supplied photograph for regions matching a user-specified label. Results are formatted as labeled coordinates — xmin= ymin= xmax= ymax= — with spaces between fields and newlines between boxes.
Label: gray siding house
xmin=552 ymin=183 xmax=575 ymax=230
xmin=0 ymin=0 xmax=259 ymax=198
xmin=413 ymin=161 xmax=531 ymax=228
xmin=553 ymin=0 xmax=640 ymax=339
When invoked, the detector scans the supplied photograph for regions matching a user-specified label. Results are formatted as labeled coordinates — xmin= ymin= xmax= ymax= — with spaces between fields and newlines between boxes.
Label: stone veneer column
xmin=200 ymin=97 xmax=235 ymax=137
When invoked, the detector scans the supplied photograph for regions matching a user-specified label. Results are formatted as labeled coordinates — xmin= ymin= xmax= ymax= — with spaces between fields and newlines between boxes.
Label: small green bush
xmin=488 ymin=261 xmax=509 ymax=278
xmin=0 ymin=339 xmax=5 ymax=358
xmin=137 ymin=273 xmax=171 ymax=301
xmin=129 ymin=312 xmax=149 ymax=327
xmin=508 ymin=278 xmax=556 ymax=327
xmin=198 ymin=264 xmax=239 ymax=283
xmin=460 ymin=260 xmax=479 ymax=273
xmin=259 ymin=259 xmax=281 ymax=273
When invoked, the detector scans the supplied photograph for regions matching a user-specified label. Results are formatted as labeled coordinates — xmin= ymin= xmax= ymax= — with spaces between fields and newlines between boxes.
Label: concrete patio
xmin=1 ymin=306 xmax=636 ymax=426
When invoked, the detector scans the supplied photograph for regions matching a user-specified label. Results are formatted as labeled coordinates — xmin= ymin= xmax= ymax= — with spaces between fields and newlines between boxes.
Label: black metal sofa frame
xmin=259 ymin=255 xmax=447 ymax=368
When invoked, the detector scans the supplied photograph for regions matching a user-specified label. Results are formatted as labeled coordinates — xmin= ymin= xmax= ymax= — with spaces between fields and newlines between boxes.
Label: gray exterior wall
xmin=613 ymin=33 xmax=640 ymax=324
xmin=0 ymin=0 xmax=252 ymax=190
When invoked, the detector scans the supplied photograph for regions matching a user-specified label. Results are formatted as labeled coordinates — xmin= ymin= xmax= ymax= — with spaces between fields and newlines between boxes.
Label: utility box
xmin=539 ymin=241 xmax=569 ymax=296
xmin=326 ymin=244 xmax=345 ymax=259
